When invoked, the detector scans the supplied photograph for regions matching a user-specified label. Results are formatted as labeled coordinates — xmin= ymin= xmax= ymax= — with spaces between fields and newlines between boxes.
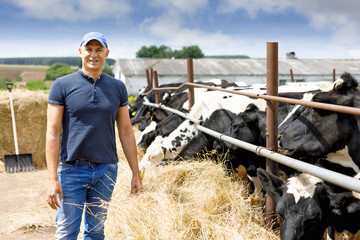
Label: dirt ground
xmin=0 ymin=168 xmax=56 ymax=239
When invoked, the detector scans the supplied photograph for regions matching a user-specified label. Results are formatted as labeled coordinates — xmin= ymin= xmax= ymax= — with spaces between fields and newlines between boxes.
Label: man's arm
xmin=116 ymin=105 xmax=143 ymax=194
xmin=46 ymin=103 xmax=64 ymax=209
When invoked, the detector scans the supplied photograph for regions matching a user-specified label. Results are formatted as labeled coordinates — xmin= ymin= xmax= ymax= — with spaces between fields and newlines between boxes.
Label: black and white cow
xmin=258 ymin=168 xmax=360 ymax=240
xmin=173 ymin=83 xmax=331 ymax=176
xmin=137 ymin=79 xmax=335 ymax=170
xmin=279 ymin=72 xmax=360 ymax=175
xmin=219 ymin=102 xmax=297 ymax=170
xmin=130 ymin=80 xmax=241 ymax=128
xmin=173 ymin=108 xmax=239 ymax=161
xmin=137 ymin=113 xmax=186 ymax=149
xmin=130 ymin=82 xmax=186 ymax=125
xmin=138 ymin=91 xmax=267 ymax=169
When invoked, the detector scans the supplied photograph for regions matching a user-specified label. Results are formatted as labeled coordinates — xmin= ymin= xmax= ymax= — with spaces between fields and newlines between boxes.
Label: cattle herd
xmin=129 ymin=73 xmax=360 ymax=240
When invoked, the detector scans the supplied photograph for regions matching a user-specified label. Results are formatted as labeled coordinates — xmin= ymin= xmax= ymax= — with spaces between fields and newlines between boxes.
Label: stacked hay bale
xmin=0 ymin=89 xmax=48 ymax=170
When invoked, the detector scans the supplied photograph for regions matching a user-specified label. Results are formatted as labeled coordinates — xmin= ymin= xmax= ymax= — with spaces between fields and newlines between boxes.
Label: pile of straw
xmin=105 ymin=159 xmax=279 ymax=239
xmin=0 ymin=89 xmax=48 ymax=169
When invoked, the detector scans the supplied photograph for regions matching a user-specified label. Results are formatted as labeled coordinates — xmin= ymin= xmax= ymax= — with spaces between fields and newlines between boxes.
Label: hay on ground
xmin=105 ymin=160 xmax=280 ymax=240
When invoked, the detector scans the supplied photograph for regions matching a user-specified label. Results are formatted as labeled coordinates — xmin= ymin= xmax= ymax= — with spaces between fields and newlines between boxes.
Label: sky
xmin=1 ymin=0 xmax=360 ymax=60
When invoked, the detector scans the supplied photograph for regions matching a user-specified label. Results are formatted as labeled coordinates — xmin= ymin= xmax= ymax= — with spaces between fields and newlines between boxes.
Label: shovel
xmin=4 ymin=82 xmax=34 ymax=173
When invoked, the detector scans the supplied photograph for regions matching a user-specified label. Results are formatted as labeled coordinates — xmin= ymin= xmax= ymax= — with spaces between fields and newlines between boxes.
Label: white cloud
xmin=294 ymin=1 xmax=360 ymax=45
xmin=4 ymin=0 xmax=360 ymax=59
xmin=349 ymin=49 xmax=360 ymax=59
xmin=9 ymin=0 xmax=132 ymax=21
xmin=218 ymin=0 xmax=360 ymax=44
xmin=149 ymin=0 xmax=208 ymax=15
xmin=141 ymin=0 xmax=235 ymax=52
xmin=140 ymin=0 xmax=360 ymax=58
xmin=218 ymin=0 xmax=292 ymax=19
xmin=0 ymin=38 xmax=79 ymax=58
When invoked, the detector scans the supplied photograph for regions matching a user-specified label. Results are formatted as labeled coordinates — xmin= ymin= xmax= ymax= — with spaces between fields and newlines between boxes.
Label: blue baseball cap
xmin=80 ymin=32 xmax=108 ymax=48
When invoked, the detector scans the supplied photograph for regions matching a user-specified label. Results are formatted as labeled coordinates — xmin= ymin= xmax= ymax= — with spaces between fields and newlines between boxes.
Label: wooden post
xmin=333 ymin=69 xmax=336 ymax=82
xmin=266 ymin=42 xmax=279 ymax=227
xmin=187 ymin=58 xmax=195 ymax=111
xmin=153 ymin=71 xmax=161 ymax=104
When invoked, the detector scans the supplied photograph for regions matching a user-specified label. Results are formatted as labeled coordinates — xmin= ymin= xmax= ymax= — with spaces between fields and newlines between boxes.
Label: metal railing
xmin=140 ymin=43 xmax=360 ymax=222
xmin=142 ymin=97 xmax=360 ymax=193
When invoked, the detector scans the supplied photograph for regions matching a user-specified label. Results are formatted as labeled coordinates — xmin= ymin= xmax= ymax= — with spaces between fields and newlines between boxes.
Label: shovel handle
xmin=6 ymin=82 xmax=13 ymax=92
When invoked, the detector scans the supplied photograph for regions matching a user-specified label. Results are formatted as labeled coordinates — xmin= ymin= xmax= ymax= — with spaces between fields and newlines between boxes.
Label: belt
xmin=66 ymin=160 xmax=102 ymax=166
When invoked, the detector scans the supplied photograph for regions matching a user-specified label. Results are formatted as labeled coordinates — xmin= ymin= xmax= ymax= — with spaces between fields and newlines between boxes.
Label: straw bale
xmin=0 ymin=89 xmax=48 ymax=169
xmin=105 ymin=160 xmax=280 ymax=239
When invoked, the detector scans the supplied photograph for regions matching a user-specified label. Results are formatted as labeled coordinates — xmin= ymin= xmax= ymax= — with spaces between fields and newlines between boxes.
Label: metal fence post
xmin=266 ymin=42 xmax=279 ymax=226
xmin=187 ymin=58 xmax=195 ymax=111
xmin=153 ymin=71 xmax=161 ymax=104
xmin=150 ymin=68 xmax=154 ymax=90
xmin=146 ymin=69 xmax=152 ymax=90
xmin=290 ymin=69 xmax=294 ymax=82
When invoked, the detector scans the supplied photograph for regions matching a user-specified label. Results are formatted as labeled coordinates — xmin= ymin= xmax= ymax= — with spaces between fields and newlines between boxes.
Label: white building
xmin=113 ymin=58 xmax=360 ymax=95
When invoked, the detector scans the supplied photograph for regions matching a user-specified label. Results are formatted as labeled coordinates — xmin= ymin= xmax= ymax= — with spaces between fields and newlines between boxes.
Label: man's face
xmin=79 ymin=39 xmax=109 ymax=73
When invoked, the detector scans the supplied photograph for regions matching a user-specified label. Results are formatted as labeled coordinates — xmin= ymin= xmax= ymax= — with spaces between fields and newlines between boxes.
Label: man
xmin=46 ymin=32 xmax=143 ymax=240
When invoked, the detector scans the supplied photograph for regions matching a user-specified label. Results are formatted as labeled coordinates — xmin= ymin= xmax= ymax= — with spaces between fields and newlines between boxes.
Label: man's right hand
xmin=47 ymin=179 xmax=63 ymax=210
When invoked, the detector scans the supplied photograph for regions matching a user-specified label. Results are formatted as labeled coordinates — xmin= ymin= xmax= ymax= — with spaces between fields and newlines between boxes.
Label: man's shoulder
xmin=102 ymin=73 xmax=118 ymax=82
xmin=57 ymin=71 xmax=79 ymax=81
xmin=51 ymin=71 xmax=81 ymax=92
xmin=103 ymin=73 xmax=126 ymax=87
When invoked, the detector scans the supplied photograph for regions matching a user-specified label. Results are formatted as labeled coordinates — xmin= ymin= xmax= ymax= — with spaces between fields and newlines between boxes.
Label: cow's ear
xmin=331 ymin=192 xmax=360 ymax=213
xmin=245 ymin=103 xmax=258 ymax=112
xmin=257 ymin=168 xmax=285 ymax=200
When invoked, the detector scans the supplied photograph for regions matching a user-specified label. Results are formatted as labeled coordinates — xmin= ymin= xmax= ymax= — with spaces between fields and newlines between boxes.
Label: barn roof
xmin=114 ymin=58 xmax=360 ymax=76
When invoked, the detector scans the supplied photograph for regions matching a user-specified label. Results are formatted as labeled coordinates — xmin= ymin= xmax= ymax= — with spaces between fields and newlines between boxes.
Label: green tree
xmin=45 ymin=63 xmax=76 ymax=80
xmin=155 ymin=45 xmax=173 ymax=58
xmin=174 ymin=45 xmax=204 ymax=59
xmin=102 ymin=62 xmax=114 ymax=77
xmin=136 ymin=45 xmax=159 ymax=58
xmin=136 ymin=45 xmax=174 ymax=58
xmin=136 ymin=45 xmax=204 ymax=59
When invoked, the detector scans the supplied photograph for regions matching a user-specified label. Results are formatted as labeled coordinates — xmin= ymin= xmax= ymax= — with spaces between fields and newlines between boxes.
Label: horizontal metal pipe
xmin=198 ymin=126 xmax=360 ymax=193
xmin=141 ymin=98 xmax=360 ymax=193
xmin=142 ymin=82 xmax=360 ymax=116
xmin=143 ymin=97 xmax=200 ymax=123
xmin=187 ymin=83 xmax=360 ymax=116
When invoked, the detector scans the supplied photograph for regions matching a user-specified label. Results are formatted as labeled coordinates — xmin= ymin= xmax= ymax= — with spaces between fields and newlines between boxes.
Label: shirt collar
xmin=78 ymin=68 xmax=104 ymax=82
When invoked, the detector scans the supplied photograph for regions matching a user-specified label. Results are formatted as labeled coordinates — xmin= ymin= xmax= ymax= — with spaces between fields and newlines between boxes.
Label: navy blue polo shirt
xmin=48 ymin=69 xmax=128 ymax=164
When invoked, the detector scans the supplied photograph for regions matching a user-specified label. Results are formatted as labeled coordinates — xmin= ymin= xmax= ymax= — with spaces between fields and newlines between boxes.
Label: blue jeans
xmin=55 ymin=162 xmax=118 ymax=240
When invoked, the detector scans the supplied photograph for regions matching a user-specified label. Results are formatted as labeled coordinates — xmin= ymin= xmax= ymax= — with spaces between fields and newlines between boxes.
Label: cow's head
xmin=258 ymin=168 xmax=360 ymax=239
xmin=329 ymin=192 xmax=360 ymax=234
xmin=258 ymin=168 xmax=327 ymax=240
xmin=223 ymin=104 xmax=266 ymax=151
xmin=278 ymin=72 xmax=360 ymax=162
xmin=139 ymin=136 xmax=164 ymax=170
